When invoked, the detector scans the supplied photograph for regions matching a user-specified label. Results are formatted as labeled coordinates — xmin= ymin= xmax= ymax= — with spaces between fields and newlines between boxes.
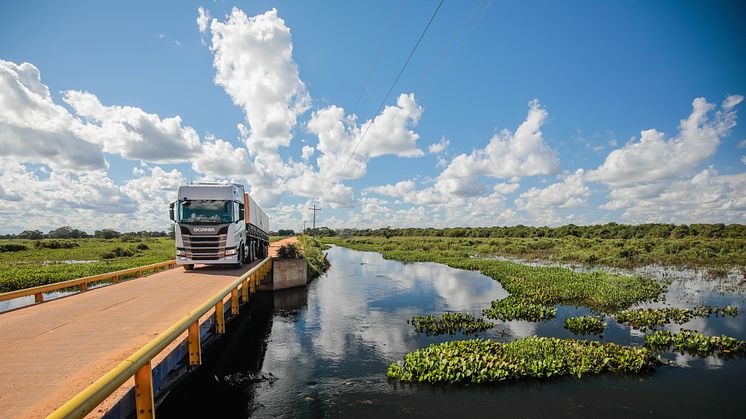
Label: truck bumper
xmin=176 ymin=254 xmax=239 ymax=265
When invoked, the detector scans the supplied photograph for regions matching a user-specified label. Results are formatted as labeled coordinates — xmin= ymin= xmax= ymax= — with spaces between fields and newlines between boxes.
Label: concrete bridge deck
xmin=0 ymin=236 xmax=299 ymax=418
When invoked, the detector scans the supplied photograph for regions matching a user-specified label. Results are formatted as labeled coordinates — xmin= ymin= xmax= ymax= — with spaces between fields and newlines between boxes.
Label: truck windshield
xmin=178 ymin=200 xmax=233 ymax=224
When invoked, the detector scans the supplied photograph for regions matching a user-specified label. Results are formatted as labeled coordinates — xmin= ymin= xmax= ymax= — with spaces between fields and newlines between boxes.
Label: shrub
xmin=34 ymin=240 xmax=79 ymax=249
xmin=0 ymin=243 xmax=27 ymax=252
xmin=136 ymin=243 xmax=149 ymax=251
xmin=101 ymin=246 xmax=135 ymax=259
xmin=277 ymin=243 xmax=302 ymax=259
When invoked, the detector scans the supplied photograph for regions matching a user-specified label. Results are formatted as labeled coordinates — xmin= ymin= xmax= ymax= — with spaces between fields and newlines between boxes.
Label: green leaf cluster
xmin=644 ymin=329 xmax=746 ymax=356
xmin=615 ymin=305 xmax=739 ymax=330
xmin=387 ymin=337 xmax=660 ymax=383
xmin=564 ymin=316 xmax=606 ymax=335
xmin=409 ymin=313 xmax=495 ymax=336
xmin=482 ymin=296 xmax=556 ymax=321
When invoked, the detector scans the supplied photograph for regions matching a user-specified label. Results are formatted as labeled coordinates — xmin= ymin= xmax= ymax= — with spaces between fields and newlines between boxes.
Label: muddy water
xmin=158 ymin=245 xmax=746 ymax=418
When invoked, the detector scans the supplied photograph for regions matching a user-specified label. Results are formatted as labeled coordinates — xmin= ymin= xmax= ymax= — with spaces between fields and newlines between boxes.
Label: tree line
xmin=313 ymin=223 xmax=746 ymax=239
xmin=0 ymin=226 xmax=171 ymax=240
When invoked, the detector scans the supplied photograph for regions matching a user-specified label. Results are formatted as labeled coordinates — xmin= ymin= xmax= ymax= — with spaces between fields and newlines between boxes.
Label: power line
xmin=350 ymin=0 xmax=406 ymax=116
xmin=339 ymin=0 xmax=446 ymax=178
xmin=308 ymin=204 xmax=322 ymax=232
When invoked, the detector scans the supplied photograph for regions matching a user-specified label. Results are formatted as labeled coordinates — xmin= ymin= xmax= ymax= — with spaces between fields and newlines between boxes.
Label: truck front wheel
xmin=184 ymin=264 xmax=194 ymax=271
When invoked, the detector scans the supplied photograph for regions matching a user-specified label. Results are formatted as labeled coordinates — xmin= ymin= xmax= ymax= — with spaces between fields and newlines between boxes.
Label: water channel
xmin=158 ymin=245 xmax=746 ymax=418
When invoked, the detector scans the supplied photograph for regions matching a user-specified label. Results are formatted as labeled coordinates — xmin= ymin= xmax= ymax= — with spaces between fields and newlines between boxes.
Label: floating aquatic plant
xmin=482 ymin=296 xmax=557 ymax=322
xmin=408 ymin=313 xmax=495 ymax=336
xmin=564 ymin=316 xmax=605 ymax=335
xmin=387 ymin=337 xmax=660 ymax=384
xmin=644 ymin=329 xmax=746 ymax=356
xmin=615 ymin=305 xmax=739 ymax=330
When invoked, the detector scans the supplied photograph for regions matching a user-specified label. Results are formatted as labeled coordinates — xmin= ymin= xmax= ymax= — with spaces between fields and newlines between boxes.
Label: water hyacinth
xmin=409 ymin=313 xmax=495 ymax=336
xmin=615 ymin=305 xmax=739 ymax=330
xmin=564 ymin=316 xmax=606 ymax=335
xmin=644 ymin=329 xmax=746 ymax=356
xmin=483 ymin=296 xmax=557 ymax=322
xmin=387 ymin=337 xmax=659 ymax=384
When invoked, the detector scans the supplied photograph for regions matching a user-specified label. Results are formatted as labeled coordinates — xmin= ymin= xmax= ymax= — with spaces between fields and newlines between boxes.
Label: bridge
xmin=0 ymin=237 xmax=299 ymax=419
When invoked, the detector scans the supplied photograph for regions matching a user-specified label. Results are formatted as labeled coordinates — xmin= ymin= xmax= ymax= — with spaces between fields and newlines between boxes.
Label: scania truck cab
xmin=169 ymin=183 xmax=269 ymax=270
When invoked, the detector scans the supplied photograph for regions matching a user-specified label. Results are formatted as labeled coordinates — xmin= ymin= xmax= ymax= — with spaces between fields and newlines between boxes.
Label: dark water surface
xmin=158 ymin=245 xmax=746 ymax=418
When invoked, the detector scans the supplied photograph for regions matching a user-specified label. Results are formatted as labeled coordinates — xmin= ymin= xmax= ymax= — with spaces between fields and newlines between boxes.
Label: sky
xmin=1 ymin=0 xmax=745 ymax=233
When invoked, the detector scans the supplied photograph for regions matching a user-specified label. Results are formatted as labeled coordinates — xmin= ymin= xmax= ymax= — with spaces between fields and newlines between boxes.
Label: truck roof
xmin=177 ymin=183 xmax=244 ymax=201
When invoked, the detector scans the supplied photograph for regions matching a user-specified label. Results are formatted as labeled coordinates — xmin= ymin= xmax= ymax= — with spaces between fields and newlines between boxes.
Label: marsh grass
xmin=0 ymin=238 xmax=174 ymax=292
xmin=324 ymin=237 xmax=664 ymax=313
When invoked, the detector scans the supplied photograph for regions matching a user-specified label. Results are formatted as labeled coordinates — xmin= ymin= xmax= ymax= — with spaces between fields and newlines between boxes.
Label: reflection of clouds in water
xmin=305 ymin=246 xmax=507 ymax=362
xmin=493 ymin=319 xmax=537 ymax=339
xmin=358 ymin=308 xmax=420 ymax=359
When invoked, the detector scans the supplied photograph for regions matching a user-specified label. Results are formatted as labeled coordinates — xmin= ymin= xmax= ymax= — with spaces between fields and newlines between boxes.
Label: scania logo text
xmin=193 ymin=227 xmax=216 ymax=233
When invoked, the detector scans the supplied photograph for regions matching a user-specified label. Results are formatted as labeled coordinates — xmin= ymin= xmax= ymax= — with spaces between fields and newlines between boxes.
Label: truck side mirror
xmin=169 ymin=202 xmax=175 ymax=221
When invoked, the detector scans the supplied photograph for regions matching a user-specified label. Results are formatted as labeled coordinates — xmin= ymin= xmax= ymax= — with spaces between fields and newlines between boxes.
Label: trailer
xmin=169 ymin=183 xmax=269 ymax=270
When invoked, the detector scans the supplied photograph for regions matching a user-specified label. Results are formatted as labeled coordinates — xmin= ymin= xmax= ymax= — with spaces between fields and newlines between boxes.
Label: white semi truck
xmin=169 ymin=183 xmax=269 ymax=270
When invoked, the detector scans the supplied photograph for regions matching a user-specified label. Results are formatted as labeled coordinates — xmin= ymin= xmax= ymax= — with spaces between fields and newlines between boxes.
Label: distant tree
xmin=18 ymin=230 xmax=44 ymax=240
xmin=277 ymin=229 xmax=295 ymax=236
xmin=48 ymin=226 xmax=87 ymax=239
xmin=94 ymin=229 xmax=121 ymax=239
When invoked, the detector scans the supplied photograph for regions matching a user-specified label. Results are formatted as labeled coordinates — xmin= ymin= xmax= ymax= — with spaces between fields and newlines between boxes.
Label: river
xmin=158 ymin=245 xmax=746 ymax=418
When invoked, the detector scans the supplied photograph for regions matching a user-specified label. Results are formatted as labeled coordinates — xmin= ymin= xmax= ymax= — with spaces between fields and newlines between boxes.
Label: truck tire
xmin=184 ymin=264 xmax=194 ymax=271
xmin=234 ymin=246 xmax=244 ymax=269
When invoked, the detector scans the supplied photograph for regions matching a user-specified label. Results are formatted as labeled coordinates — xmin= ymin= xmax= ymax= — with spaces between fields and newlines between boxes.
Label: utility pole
xmin=303 ymin=220 xmax=307 ymax=234
xmin=309 ymin=204 xmax=322 ymax=235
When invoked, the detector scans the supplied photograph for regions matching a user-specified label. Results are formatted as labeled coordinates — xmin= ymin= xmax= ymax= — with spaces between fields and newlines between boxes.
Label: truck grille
xmin=181 ymin=233 xmax=228 ymax=260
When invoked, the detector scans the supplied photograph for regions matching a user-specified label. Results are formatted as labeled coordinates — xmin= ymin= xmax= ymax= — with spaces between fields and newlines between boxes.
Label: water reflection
xmin=160 ymin=245 xmax=746 ymax=418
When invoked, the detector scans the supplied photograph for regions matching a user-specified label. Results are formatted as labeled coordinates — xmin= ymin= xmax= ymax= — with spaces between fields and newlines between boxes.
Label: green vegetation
xmin=299 ymin=235 xmax=330 ymax=279
xmin=408 ymin=313 xmax=495 ymax=336
xmin=645 ymin=330 xmax=746 ymax=356
xmin=615 ymin=305 xmax=739 ymax=330
xmin=387 ymin=337 xmax=659 ymax=383
xmin=483 ymin=296 xmax=556 ymax=321
xmin=0 ymin=238 xmax=174 ymax=292
xmin=276 ymin=243 xmax=303 ymax=259
xmin=324 ymin=237 xmax=664 ymax=313
xmin=564 ymin=316 xmax=606 ymax=335
xmin=320 ymin=228 xmax=746 ymax=269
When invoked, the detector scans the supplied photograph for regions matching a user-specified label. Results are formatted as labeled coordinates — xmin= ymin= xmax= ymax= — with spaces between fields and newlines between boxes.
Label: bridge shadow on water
xmin=156 ymin=287 xmax=308 ymax=418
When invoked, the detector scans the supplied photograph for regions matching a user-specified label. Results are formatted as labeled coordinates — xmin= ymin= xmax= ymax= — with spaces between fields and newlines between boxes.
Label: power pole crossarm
xmin=309 ymin=205 xmax=322 ymax=234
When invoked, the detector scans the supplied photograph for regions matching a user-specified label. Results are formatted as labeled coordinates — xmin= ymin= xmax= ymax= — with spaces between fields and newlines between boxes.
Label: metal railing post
xmin=134 ymin=361 xmax=154 ymax=419
xmin=215 ymin=300 xmax=225 ymax=334
xmin=34 ymin=293 xmax=43 ymax=303
xmin=231 ymin=288 xmax=239 ymax=315
xmin=187 ymin=321 xmax=201 ymax=366
xmin=241 ymin=279 xmax=248 ymax=302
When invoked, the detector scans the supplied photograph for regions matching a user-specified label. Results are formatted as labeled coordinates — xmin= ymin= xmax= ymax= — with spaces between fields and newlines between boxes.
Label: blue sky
xmin=1 ymin=0 xmax=745 ymax=233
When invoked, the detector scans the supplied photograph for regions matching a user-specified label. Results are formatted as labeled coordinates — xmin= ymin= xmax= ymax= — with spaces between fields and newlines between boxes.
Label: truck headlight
xmin=176 ymin=249 xmax=186 ymax=256
xmin=225 ymin=248 xmax=237 ymax=256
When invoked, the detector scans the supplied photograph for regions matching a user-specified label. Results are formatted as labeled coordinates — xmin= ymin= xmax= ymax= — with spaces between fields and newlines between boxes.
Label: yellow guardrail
xmin=0 ymin=260 xmax=177 ymax=305
xmin=47 ymin=257 xmax=273 ymax=419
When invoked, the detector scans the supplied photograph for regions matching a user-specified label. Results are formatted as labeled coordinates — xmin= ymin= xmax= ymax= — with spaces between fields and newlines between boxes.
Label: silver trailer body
xmin=170 ymin=183 xmax=269 ymax=269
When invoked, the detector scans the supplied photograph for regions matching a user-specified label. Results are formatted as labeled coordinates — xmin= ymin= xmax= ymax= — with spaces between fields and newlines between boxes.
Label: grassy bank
xmin=0 ymin=238 xmax=174 ymax=292
xmin=298 ymin=235 xmax=330 ymax=279
xmin=324 ymin=237 xmax=663 ymax=313
xmin=326 ymin=236 xmax=745 ymax=270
